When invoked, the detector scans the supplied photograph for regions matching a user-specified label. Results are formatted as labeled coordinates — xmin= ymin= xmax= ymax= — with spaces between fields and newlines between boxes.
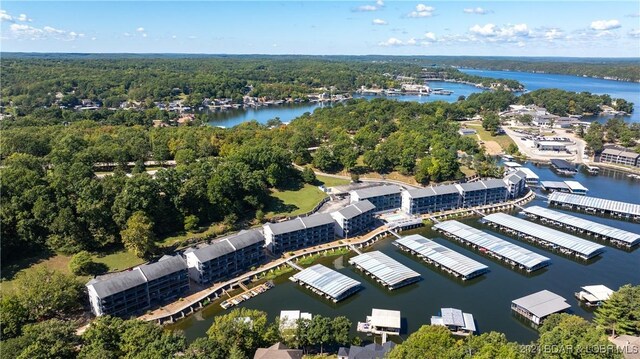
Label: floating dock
xmin=290 ymin=264 xmax=362 ymax=302
xmin=482 ymin=213 xmax=605 ymax=260
xmin=433 ymin=220 xmax=551 ymax=272
xmin=541 ymin=181 xmax=588 ymax=195
xmin=349 ymin=251 xmax=421 ymax=290
xmin=574 ymin=285 xmax=613 ymax=307
xmin=393 ymin=234 xmax=489 ymax=280
xmin=550 ymin=159 xmax=577 ymax=176
xmin=511 ymin=290 xmax=571 ymax=325
xmin=523 ymin=206 xmax=640 ymax=248
xmin=548 ymin=192 xmax=640 ymax=222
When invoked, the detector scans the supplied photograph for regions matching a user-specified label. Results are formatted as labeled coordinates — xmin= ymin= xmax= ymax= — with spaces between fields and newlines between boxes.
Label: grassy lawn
xmin=315 ymin=174 xmax=350 ymax=187
xmin=265 ymin=184 xmax=328 ymax=218
xmin=93 ymin=250 xmax=145 ymax=272
xmin=466 ymin=123 xmax=515 ymax=151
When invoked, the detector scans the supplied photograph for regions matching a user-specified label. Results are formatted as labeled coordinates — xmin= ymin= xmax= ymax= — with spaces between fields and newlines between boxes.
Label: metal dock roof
xmin=548 ymin=192 xmax=640 ymax=217
xmin=523 ymin=206 xmax=640 ymax=246
xmin=291 ymin=264 xmax=361 ymax=301
xmin=349 ymin=251 xmax=421 ymax=289
xmin=482 ymin=213 xmax=605 ymax=258
xmin=433 ymin=220 xmax=551 ymax=271
xmin=512 ymin=290 xmax=570 ymax=319
xmin=394 ymin=234 xmax=488 ymax=279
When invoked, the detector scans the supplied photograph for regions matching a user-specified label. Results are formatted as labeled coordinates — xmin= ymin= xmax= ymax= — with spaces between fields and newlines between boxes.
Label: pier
xmin=548 ymin=192 xmax=640 ymax=222
xmin=482 ymin=213 xmax=606 ymax=260
xmin=522 ymin=206 xmax=640 ymax=248
xmin=349 ymin=251 xmax=421 ymax=290
xmin=433 ymin=220 xmax=551 ymax=272
xmin=394 ymin=234 xmax=489 ymax=280
xmin=290 ymin=264 xmax=362 ymax=302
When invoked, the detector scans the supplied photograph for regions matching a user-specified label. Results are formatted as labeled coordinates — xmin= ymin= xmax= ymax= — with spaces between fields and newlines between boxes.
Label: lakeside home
xmin=87 ymin=255 xmax=189 ymax=317
xmin=263 ymin=213 xmax=335 ymax=254
xmin=184 ymin=230 xmax=266 ymax=285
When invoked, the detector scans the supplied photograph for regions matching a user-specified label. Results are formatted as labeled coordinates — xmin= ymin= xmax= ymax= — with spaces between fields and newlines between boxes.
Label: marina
xmin=348 ymin=251 xmax=421 ymax=290
xmin=511 ymin=290 xmax=571 ymax=325
xmin=522 ymin=206 xmax=640 ymax=248
xmin=290 ymin=264 xmax=362 ymax=302
xmin=394 ymin=234 xmax=489 ymax=280
xmin=433 ymin=220 xmax=551 ymax=272
xmin=481 ymin=213 xmax=606 ymax=260
xmin=548 ymin=192 xmax=640 ymax=221
xmin=550 ymin=159 xmax=578 ymax=176
xmin=219 ymin=281 xmax=274 ymax=310
xmin=540 ymin=180 xmax=588 ymax=195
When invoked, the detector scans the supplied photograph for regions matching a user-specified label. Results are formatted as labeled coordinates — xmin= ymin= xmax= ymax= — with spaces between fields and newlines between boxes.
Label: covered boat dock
xmin=349 ymin=251 xmax=421 ymax=290
xmin=511 ymin=290 xmax=571 ymax=325
xmin=482 ymin=213 xmax=605 ymax=260
xmin=433 ymin=220 xmax=551 ymax=272
xmin=548 ymin=192 xmax=640 ymax=221
xmin=290 ymin=264 xmax=362 ymax=302
xmin=430 ymin=308 xmax=476 ymax=336
xmin=523 ymin=206 xmax=640 ymax=248
xmin=575 ymin=285 xmax=614 ymax=307
xmin=393 ymin=234 xmax=489 ymax=280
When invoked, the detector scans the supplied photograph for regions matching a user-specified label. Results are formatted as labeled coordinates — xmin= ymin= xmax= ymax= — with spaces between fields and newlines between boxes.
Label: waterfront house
xmin=401 ymin=184 xmax=461 ymax=215
xmin=337 ymin=342 xmax=396 ymax=359
xmin=350 ymin=185 xmax=402 ymax=212
xmin=263 ymin=213 xmax=335 ymax=254
xmin=511 ymin=290 xmax=571 ymax=325
xmin=253 ymin=343 xmax=302 ymax=359
xmin=430 ymin=308 xmax=476 ymax=336
xmin=599 ymin=147 xmax=640 ymax=167
xmin=330 ymin=200 xmax=376 ymax=238
xmin=184 ymin=230 xmax=266 ymax=284
xmin=86 ymin=254 xmax=189 ymax=317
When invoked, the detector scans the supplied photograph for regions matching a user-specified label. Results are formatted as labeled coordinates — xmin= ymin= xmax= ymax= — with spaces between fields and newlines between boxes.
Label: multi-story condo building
xmin=263 ymin=213 xmax=335 ymax=254
xmin=184 ymin=229 xmax=266 ymax=284
xmin=599 ymin=147 xmax=640 ymax=167
xmin=504 ymin=170 xmax=527 ymax=199
xmin=350 ymin=185 xmax=402 ymax=212
xmin=330 ymin=200 xmax=376 ymax=238
xmin=86 ymin=255 xmax=189 ymax=317
xmin=401 ymin=185 xmax=461 ymax=215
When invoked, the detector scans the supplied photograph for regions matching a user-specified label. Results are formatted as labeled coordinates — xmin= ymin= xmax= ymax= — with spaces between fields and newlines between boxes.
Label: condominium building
xmin=456 ymin=180 xmax=507 ymax=208
xmin=600 ymin=147 xmax=640 ymax=167
xmin=263 ymin=213 xmax=335 ymax=254
xmin=184 ymin=230 xmax=266 ymax=284
xmin=86 ymin=255 xmax=189 ymax=317
xmin=350 ymin=185 xmax=402 ymax=212
xmin=401 ymin=185 xmax=461 ymax=215
xmin=504 ymin=170 xmax=527 ymax=199
xmin=330 ymin=200 xmax=376 ymax=238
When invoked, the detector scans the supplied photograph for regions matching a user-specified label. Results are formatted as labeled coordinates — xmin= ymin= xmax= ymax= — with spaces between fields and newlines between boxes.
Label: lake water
xmin=173 ymin=163 xmax=640 ymax=344
xmin=206 ymin=70 xmax=640 ymax=127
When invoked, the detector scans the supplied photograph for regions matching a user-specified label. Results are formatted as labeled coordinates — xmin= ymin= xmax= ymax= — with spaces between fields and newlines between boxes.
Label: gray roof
xmin=351 ymin=185 xmax=402 ymax=199
xmin=87 ymin=269 xmax=147 ymax=298
xmin=334 ymin=200 xmax=376 ymax=220
xmin=339 ymin=342 xmax=396 ymax=359
xmin=602 ymin=147 xmax=640 ymax=159
xmin=512 ymin=290 xmax=571 ymax=318
xmin=549 ymin=192 xmax=640 ymax=217
xmin=432 ymin=184 xmax=461 ymax=195
xmin=253 ymin=342 xmax=303 ymax=359
xmin=406 ymin=184 xmax=460 ymax=199
xmin=541 ymin=181 xmax=570 ymax=190
xmin=191 ymin=230 xmax=265 ymax=263
xmin=457 ymin=182 xmax=486 ymax=192
xmin=523 ymin=206 xmax=640 ymax=246
xmin=483 ymin=213 xmax=605 ymax=258
xmin=505 ymin=171 xmax=526 ymax=184
xmin=482 ymin=178 xmax=508 ymax=189
xmin=291 ymin=264 xmax=361 ymax=300
xmin=266 ymin=213 xmax=335 ymax=235
xmin=434 ymin=220 xmax=551 ymax=270
xmin=138 ymin=255 xmax=187 ymax=281
xmin=550 ymin=159 xmax=575 ymax=171
xmin=441 ymin=308 xmax=465 ymax=327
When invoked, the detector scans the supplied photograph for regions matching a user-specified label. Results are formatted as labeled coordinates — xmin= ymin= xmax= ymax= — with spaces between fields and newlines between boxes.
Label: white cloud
xmin=543 ymin=28 xmax=563 ymax=41
xmin=463 ymin=7 xmax=490 ymax=15
xmin=188 ymin=35 xmax=197 ymax=39
xmin=354 ymin=1 xmax=383 ymax=12
xmin=172 ymin=35 xmax=177 ymax=39
xmin=424 ymin=32 xmax=437 ymax=41
xmin=407 ymin=4 xmax=435 ymax=18
xmin=517 ymin=41 xmax=525 ymax=47
xmin=406 ymin=38 xmax=417 ymax=45
xmin=17 ymin=14 xmax=32 ymax=22
xmin=136 ymin=27 xmax=145 ymax=32
xmin=590 ymin=19 xmax=621 ymax=31
xmin=8 ymin=23 xmax=82 ymax=41
xmin=470 ymin=23 xmax=529 ymax=39
xmin=142 ymin=33 xmax=147 ymax=38
xmin=372 ymin=18 xmax=387 ymax=25
xmin=0 ymin=10 xmax=13 ymax=22
xmin=378 ymin=37 xmax=404 ymax=46
xmin=629 ymin=29 xmax=640 ymax=38
xmin=91 ymin=37 xmax=97 ymax=41
xmin=376 ymin=0 xmax=384 ymax=6
xmin=123 ymin=32 xmax=131 ymax=37
xmin=626 ymin=12 xmax=640 ymax=18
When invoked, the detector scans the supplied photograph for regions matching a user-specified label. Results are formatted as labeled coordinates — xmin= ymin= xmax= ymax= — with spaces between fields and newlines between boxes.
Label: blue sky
xmin=1 ymin=1 xmax=639 ymax=56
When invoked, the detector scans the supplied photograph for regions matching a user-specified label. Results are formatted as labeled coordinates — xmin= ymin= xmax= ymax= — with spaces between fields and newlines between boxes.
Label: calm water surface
xmin=174 ymin=163 xmax=640 ymax=344
xmin=206 ymin=71 xmax=640 ymax=127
